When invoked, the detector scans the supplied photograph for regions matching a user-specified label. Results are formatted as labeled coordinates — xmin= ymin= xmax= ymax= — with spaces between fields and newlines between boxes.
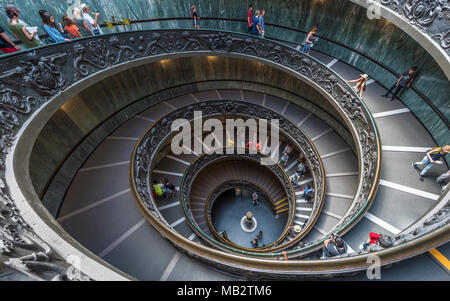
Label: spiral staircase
xmin=0 ymin=0 xmax=448 ymax=282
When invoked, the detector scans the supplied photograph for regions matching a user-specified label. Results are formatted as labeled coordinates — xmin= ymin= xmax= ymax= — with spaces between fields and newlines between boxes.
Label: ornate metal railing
xmin=179 ymin=150 xmax=296 ymax=252
xmin=204 ymin=180 xmax=279 ymax=248
xmin=131 ymin=99 xmax=327 ymax=255
xmin=378 ymin=0 xmax=450 ymax=55
xmin=3 ymin=29 xmax=384 ymax=278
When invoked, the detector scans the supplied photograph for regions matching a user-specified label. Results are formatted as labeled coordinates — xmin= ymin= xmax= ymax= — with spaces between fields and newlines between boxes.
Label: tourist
xmin=279 ymin=151 xmax=289 ymax=167
xmin=191 ymin=5 xmax=199 ymax=29
xmin=7 ymin=9 xmax=42 ymax=49
xmin=296 ymin=160 xmax=306 ymax=176
xmin=288 ymin=225 xmax=301 ymax=238
xmin=40 ymin=11 xmax=71 ymax=43
xmin=279 ymin=144 xmax=292 ymax=166
xmin=62 ymin=14 xmax=82 ymax=39
xmin=247 ymin=5 xmax=253 ymax=34
xmin=0 ymin=26 xmax=20 ymax=54
xmin=257 ymin=230 xmax=263 ymax=240
xmin=251 ymin=236 xmax=258 ymax=248
xmin=163 ymin=178 xmax=176 ymax=200
xmin=346 ymin=74 xmax=368 ymax=99
xmin=382 ymin=66 xmax=417 ymax=101
xmin=251 ymin=10 xmax=261 ymax=36
xmin=282 ymin=144 xmax=293 ymax=156
xmin=302 ymin=26 xmax=318 ymax=55
xmin=80 ymin=3 xmax=103 ymax=36
xmin=252 ymin=191 xmax=259 ymax=206
xmin=413 ymin=145 xmax=449 ymax=181
xmin=436 ymin=170 xmax=450 ymax=186
xmin=259 ymin=9 xmax=265 ymax=37
xmin=73 ymin=7 xmax=91 ymax=36
xmin=359 ymin=232 xmax=381 ymax=250
xmin=322 ymin=234 xmax=347 ymax=258
xmin=303 ymin=185 xmax=314 ymax=202
xmin=291 ymin=174 xmax=301 ymax=186
xmin=152 ymin=180 xmax=164 ymax=199
xmin=6 ymin=5 xmax=41 ymax=42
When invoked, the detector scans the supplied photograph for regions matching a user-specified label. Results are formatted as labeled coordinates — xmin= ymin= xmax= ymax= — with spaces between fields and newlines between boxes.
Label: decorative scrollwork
xmin=0 ymin=29 xmax=381 ymax=277
xmin=379 ymin=0 xmax=450 ymax=53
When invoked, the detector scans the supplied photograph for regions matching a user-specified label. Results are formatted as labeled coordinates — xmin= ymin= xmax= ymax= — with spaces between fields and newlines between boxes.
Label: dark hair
xmin=411 ymin=66 xmax=418 ymax=71
xmin=249 ymin=4 xmax=253 ymax=8
xmin=41 ymin=11 xmax=57 ymax=28
xmin=38 ymin=9 xmax=47 ymax=18
xmin=62 ymin=14 xmax=74 ymax=26
xmin=153 ymin=180 xmax=158 ymax=184
xmin=5 ymin=5 xmax=19 ymax=19
xmin=335 ymin=237 xmax=344 ymax=248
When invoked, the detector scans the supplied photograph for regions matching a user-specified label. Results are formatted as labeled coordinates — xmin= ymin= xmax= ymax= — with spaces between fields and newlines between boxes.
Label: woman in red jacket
xmin=360 ymin=232 xmax=381 ymax=250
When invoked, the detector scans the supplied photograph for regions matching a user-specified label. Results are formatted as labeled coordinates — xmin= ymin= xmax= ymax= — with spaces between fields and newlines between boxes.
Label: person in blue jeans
xmin=303 ymin=185 xmax=314 ymax=202
xmin=251 ymin=10 xmax=261 ymax=36
xmin=259 ymin=9 xmax=265 ymax=37
xmin=413 ymin=145 xmax=449 ymax=181
xmin=302 ymin=26 xmax=318 ymax=54
xmin=252 ymin=191 xmax=259 ymax=206
xmin=382 ymin=66 xmax=417 ymax=101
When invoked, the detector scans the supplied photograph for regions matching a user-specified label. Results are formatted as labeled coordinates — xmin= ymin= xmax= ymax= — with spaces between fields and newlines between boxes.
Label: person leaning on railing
xmin=322 ymin=233 xmax=347 ymax=258
xmin=73 ymin=7 xmax=92 ymax=37
xmin=62 ymin=14 xmax=82 ymax=39
xmin=5 ymin=4 xmax=42 ymax=49
xmin=40 ymin=10 xmax=71 ymax=43
xmin=7 ymin=11 xmax=42 ymax=49
xmin=0 ymin=26 xmax=21 ymax=54
xmin=80 ymin=3 xmax=103 ymax=36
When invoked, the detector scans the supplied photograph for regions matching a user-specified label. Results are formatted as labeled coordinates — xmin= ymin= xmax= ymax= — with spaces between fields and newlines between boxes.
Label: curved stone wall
xmin=1 ymin=0 xmax=447 ymax=147
xmin=28 ymin=56 xmax=350 ymax=199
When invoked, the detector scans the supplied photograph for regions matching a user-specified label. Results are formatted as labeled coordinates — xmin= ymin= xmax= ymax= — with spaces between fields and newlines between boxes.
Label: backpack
xmin=378 ymin=234 xmax=393 ymax=248
xmin=153 ymin=184 xmax=163 ymax=196
xmin=427 ymin=147 xmax=441 ymax=154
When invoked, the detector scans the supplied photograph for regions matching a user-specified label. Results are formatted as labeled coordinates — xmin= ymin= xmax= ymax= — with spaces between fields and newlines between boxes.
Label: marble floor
xmin=211 ymin=190 xmax=288 ymax=248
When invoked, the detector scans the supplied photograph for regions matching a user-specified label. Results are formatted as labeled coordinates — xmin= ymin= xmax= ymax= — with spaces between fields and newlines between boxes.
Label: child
xmin=63 ymin=14 xmax=82 ymax=39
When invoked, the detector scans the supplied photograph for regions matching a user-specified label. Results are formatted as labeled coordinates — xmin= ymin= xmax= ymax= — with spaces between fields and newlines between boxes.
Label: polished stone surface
xmin=211 ymin=190 xmax=288 ymax=248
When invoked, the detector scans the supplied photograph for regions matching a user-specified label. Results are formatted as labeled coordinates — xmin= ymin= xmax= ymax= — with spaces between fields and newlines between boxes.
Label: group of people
xmin=250 ymin=230 xmax=264 ymax=248
xmin=152 ymin=178 xmax=176 ymax=200
xmin=246 ymin=5 xmax=266 ymax=37
xmin=0 ymin=3 xmax=103 ymax=54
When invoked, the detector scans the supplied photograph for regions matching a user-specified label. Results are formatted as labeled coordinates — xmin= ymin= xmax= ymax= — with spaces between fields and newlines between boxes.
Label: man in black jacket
xmin=382 ymin=66 xmax=417 ymax=101
xmin=322 ymin=234 xmax=347 ymax=258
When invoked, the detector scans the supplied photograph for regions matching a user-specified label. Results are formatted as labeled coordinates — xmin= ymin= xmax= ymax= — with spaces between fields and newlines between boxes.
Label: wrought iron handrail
xmin=3 ymin=29 xmax=382 ymax=278
xmin=204 ymin=179 xmax=280 ymax=249
xmin=179 ymin=149 xmax=296 ymax=253
xmin=8 ymin=15 xmax=446 ymax=129
xmin=131 ymin=98 xmax=327 ymax=255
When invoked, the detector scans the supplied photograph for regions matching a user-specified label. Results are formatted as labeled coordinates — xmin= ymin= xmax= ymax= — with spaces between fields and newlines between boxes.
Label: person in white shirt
xmin=80 ymin=3 xmax=103 ymax=35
